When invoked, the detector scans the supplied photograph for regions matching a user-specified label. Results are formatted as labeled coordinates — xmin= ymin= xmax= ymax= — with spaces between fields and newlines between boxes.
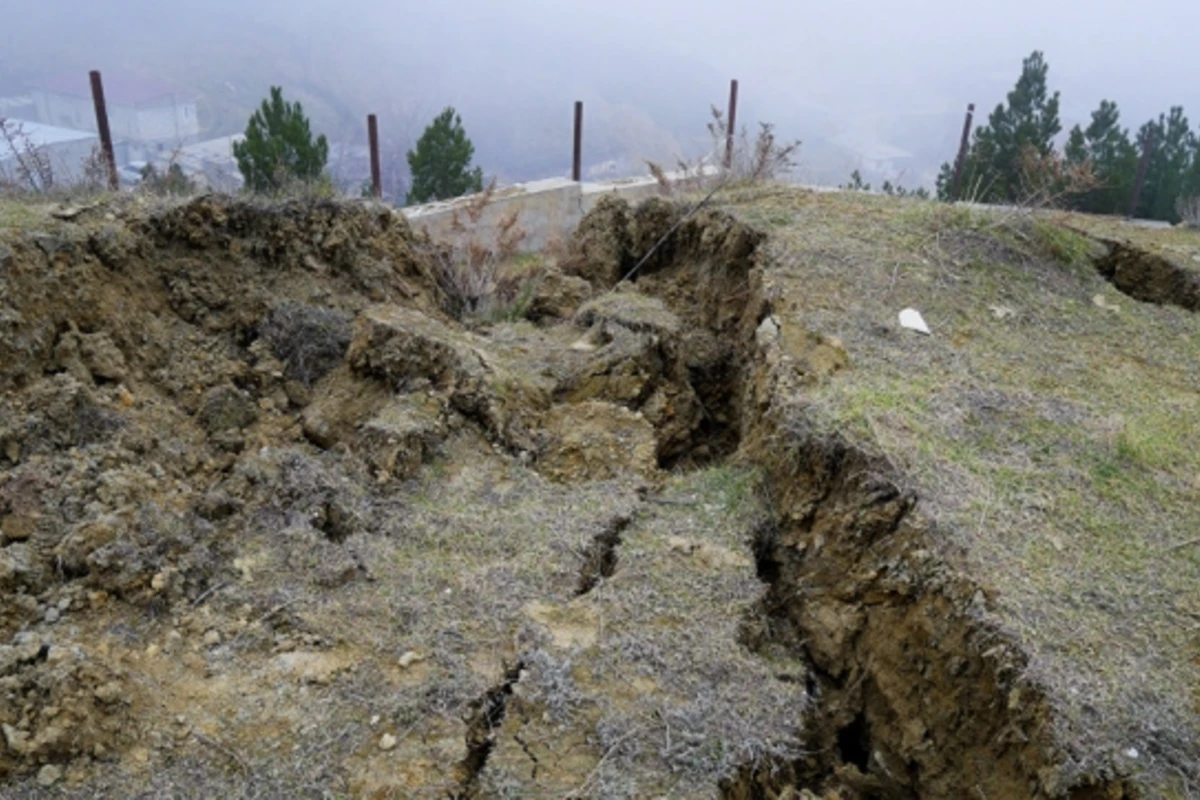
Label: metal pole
xmin=88 ymin=71 xmax=119 ymax=191
xmin=367 ymin=114 xmax=382 ymax=199
xmin=724 ymin=79 xmax=739 ymax=169
xmin=1128 ymin=128 xmax=1155 ymax=219
xmin=950 ymin=103 xmax=975 ymax=202
xmin=572 ymin=101 xmax=583 ymax=182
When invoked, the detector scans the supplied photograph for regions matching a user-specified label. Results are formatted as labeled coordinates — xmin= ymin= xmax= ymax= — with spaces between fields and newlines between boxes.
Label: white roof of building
xmin=0 ymin=96 xmax=33 ymax=113
xmin=0 ymin=118 xmax=97 ymax=147
xmin=831 ymin=132 xmax=913 ymax=162
xmin=177 ymin=134 xmax=244 ymax=162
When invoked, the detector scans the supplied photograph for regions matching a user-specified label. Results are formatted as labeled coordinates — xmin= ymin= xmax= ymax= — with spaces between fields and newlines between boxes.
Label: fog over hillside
xmin=2 ymin=0 xmax=1197 ymax=195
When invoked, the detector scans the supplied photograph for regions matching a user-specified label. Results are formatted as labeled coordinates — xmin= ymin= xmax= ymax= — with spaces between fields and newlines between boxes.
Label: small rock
xmin=0 ymin=513 xmax=38 ymax=541
xmin=79 ymin=331 xmax=128 ymax=381
xmin=398 ymin=651 xmax=424 ymax=669
xmin=36 ymin=764 xmax=63 ymax=787
xmin=667 ymin=536 xmax=699 ymax=555
xmin=378 ymin=733 xmax=397 ymax=751
xmin=989 ymin=304 xmax=1016 ymax=320
xmin=203 ymin=630 xmax=222 ymax=647
xmin=94 ymin=681 xmax=124 ymax=704
xmin=197 ymin=385 xmax=259 ymax=433
xmin=44 ymin=607 xmax=61 ymax=624
xmin=369 ymin=714 xmax=381 ymax=727
xmin=2 ymin=723 xmax=30 ymax=754
xmin=755 ymin=315 xmax=781 ymax=347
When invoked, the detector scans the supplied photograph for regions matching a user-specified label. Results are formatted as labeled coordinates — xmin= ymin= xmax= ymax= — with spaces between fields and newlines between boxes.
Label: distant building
xmin=31 ymin=71 xmax=200 ymax=156
xmin=0 ymin=118 xmax=98 ymax=187
xmin=831 ymin=132 xmax=915 ymax=179
xmin=0 ymin=95 xmax=36 ymax=120
xmin=172 ymin=134 xmax=245 ymax=192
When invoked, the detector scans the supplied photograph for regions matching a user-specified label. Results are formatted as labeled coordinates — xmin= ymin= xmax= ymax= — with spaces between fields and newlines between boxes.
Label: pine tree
xmin=1064 ymin=100 xmax=1137 ymax=215
xmin=935 ymin=161 xmax=956 ymax=201
xmin=405 ymin=107 xmax=484 ymax=205
xmin=1182 ymin=135 xmax=1200 ymax=202
xmin=955 ymin=51 xmax=1062 ymax=203
xmin=1134 ymin=107 xmax=1196 ymax=222
xmin=233 ymin=86 xmax=329 ymax=193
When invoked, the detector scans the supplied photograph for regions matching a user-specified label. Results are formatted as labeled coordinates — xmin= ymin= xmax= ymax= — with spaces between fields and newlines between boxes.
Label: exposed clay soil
xmin=1092 ymin=239 xmax=1200 ymax=312
xmin=0 ymin=192 xmax=1182 ymax=798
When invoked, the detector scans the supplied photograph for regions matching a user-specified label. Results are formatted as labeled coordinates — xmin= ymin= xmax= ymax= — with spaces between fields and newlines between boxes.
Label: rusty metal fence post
xmin=724 ymin=79 xmax=739 ymax=169
xmin=950 ymin=103 xmax=975 ymax=202
xmin=1128 ymin=128 xmax=1155 ymax=219
xmin=572 ymin=101 xmax=583 ymax=182
xmin=367 ymin=114 xmax=382 ymax=199
xmin=88 ymin=71 xmax=119 ymax=191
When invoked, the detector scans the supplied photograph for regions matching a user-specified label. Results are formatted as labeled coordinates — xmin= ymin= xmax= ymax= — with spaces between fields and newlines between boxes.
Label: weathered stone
xmin=357 ymin=394 xmax=446 ymax=480
xmin=197 ymin=385 xmax=258 ymax=433
xmin=536 ymin=401 xmax=659 ymax=483
xmin=79 ymin=332 xmax=127 ymax=382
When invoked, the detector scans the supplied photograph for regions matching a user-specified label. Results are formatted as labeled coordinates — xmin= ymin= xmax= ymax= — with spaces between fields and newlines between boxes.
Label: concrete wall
xmin=402 ymin=167 xmax=718 ymax=252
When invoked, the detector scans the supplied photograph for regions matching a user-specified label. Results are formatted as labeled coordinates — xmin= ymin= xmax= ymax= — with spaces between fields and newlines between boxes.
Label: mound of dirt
xmin=0 ymin=194 xmax=791 ymax=797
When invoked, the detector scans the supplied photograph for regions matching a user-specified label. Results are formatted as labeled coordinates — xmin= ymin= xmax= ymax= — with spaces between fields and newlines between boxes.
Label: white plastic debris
xmin=899 ymin=308 xmax=931 ymax=335
xmin=1125 ymin=747 xmax=1140 ymax=760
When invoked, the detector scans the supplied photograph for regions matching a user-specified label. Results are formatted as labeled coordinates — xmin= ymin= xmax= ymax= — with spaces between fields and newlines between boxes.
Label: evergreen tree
xmin=955 ymin=51 xmax=1062 ymax=203
xmin=1181 ymin=134 xmax=1200 ymax=202
xmin=935 ymin=161 xmax=956 ymax=201
xmin=233 ymin=86 xmax=329 ymax=193
xmin=1064 ymin=100 xmax=1137 ymax=215
xmin=405 ymin=107 xmax=484 ymax=205
xmin=1134 ymin=107 xmax=1196 ymax=222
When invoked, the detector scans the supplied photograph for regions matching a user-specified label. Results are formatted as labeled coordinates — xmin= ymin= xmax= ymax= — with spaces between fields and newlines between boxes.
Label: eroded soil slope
xmin=0 ymin=190 xmax=1192 ymax=799
xmin=0 ymin=195 xmax=805 ymax=798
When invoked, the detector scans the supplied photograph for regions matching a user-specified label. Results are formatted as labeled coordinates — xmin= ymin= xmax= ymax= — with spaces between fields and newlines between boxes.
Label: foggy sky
xmin=2 ymin=0 xmax=1197 ymax=189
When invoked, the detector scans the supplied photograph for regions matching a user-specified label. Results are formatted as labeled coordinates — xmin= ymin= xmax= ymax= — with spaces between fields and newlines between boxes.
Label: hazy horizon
xmin=2 ymin=0 xmax=1197 ymax=192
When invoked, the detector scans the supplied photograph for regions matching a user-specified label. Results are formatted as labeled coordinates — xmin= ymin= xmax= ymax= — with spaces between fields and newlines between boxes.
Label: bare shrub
xmin=426 ymin=179 xmax=537 ymax=321
xmin=1017 ymin=144 xmax=1098 ymax=210
xmin=645 ymin=107 xmax=798 ymax=198
xmin=1176 ymin=195 xmax=1200 ymax=229
xmin=136 ymin=146 xmax=199 ymax=197
xmin=646 ymin=160 xmax=673 ymax=194
xmin=707 ymin=106 xmax=801 ymax=183
xmin=259 ymin=302 xmax=353 ymax=387
xmin=0 ymin=117 xmax=55 ymax=193
xmin=78 ymin=145 xmax=112 ymax=193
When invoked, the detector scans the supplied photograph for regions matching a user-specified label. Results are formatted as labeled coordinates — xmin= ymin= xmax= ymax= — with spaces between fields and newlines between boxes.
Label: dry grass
xmin=259 ymin=301 xmax=353 ymax=387
xmin=716 ymin=185 xmax=1200 ymax=793
xmin=422 ymin=178 xmax=542 ymax=323
xmin=1177 ymin=196 xmax=1200 ymax=230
